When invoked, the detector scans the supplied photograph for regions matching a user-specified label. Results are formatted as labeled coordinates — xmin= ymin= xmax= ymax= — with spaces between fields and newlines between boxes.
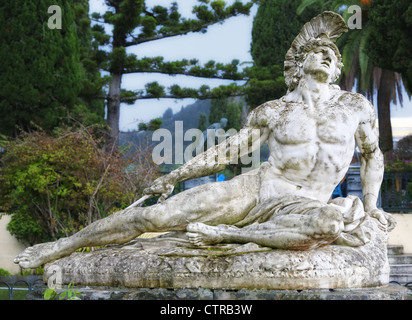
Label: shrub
xmin=384 ymin=151 xmax=412 ymax=172
xmin=0 ymin=268 xmax=11 ymax=276
xmin=395 ymin=135 xmax=412 ymax=160
xmin=0 ymin=126 xmax=158 ymax=245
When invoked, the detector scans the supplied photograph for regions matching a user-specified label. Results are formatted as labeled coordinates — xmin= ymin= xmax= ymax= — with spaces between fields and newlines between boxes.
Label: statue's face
xmin=302 ymin=46 xmax=338 ymax=83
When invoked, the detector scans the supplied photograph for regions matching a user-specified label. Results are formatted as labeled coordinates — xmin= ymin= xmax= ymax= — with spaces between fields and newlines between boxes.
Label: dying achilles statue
xmin=15 ymin=12 xmax=395 ymax=278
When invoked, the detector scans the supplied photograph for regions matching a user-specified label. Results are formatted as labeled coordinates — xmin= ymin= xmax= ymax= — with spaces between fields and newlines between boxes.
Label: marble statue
xmin=15 ymin=12 xmax=396 ymax=280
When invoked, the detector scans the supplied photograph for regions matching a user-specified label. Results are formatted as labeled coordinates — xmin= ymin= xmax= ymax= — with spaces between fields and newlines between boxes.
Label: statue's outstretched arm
xmin=355 ymin=97 xmax=396 ymax=231
xmin=144 ymin=122 xmax=269 ymax=202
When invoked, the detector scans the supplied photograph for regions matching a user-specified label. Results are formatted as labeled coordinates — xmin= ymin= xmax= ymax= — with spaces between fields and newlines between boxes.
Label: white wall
xmin=388 ymin=213 xmax=412 ymax=254
xmin=0 ymin=214 xmax=25 ymax=274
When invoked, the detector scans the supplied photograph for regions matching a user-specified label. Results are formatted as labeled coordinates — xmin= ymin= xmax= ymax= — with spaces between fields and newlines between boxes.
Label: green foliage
xmin=226 ymin=100 xmax=242 ymax=131
xmin=7 ymin=212 xmax=45 ymax=246
xmin=44 ymin=283 xmax=81 ymax=300
xmin=0 ymin=268 xmax=11 ymax=276
xmin=198 ymin=113 xmax=208 ymax=132
xmin=138 ymin=122 xmax=148 ymax=131
xmin=122 ymin=57 xmax=245 ymax=94
xmin=130 ymin=1 xmax=256 ymax=40
xmin=145 ymin=82 xmax=166 ymax=98
xmin=395 ymin=135 xmax=412 ymax=160
xmin=365 ymin=0 xmax=412 ymax=94
xmin=296 ymin=0 xmax=356 ymax=16
xmin=245 ymin=0 xmax=322 ymax=108
xmin=0 ymin=126 xmax=159 ymax=245
xmin=251 ymin=0 xmax=322 ymax=67
xmin=244 ymin=65 xmax=287 ymax=107
xmin=148 ymin=118 xmax=163 ymax=131
xmin=408 ymin=182 xmax=412 ymax=198
xmin=109 ymin=47 xmax=129 ymax=73
xmin=91 ymin=1 xmax=256 ymax=145
xmin=209 ymin=98 xmax=244 ymax=131
xmin=384 ymin=152 xmax=412 ymax=172
xmin=0 ymin=0 xmax=105 ymax=137
xmin=0 ymin=1 xmax=81 ymax=136
xmin=137 ymin=118 xmax=163 ymax=131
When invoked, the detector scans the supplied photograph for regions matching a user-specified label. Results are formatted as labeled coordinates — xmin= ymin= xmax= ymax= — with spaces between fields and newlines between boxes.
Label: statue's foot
xmin=186 ymin=222 xmax=225 ymax=246
xmin=14 ymin=241 xmax=63 ymax=269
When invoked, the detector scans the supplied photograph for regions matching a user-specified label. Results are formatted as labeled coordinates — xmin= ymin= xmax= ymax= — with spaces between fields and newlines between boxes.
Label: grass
xmin=0 ymin=287 xmax=29 ymax=300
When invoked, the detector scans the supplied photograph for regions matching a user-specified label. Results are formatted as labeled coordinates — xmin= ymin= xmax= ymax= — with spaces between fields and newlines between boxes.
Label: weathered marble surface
xmin=17 ymin=12 xmax=396 ymax=295
xmin=15 ymin=12 xmax=395 ymax=271
xmin=28 ymin=284 xmax=408 ymax=300
xmin=43 ymin=216 xmax=389 ymax=290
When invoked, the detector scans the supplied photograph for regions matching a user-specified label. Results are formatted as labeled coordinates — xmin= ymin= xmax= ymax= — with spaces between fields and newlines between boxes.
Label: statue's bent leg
xmin=187 ymin=201 xmax=344 ymax=250
xmin=136 ymin=174 xmax=259 ymax=232
xmin=15 ymin=174 xmax=259 ymax=268
xmin=14 ymin=208 xmax=147 ymax=269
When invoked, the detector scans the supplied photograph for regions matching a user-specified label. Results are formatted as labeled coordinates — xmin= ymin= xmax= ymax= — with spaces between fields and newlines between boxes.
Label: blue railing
xmin=0 ymin=275 xmax=43 ymax=300
xmin=381 ymin=171 xmax=412 ymax=213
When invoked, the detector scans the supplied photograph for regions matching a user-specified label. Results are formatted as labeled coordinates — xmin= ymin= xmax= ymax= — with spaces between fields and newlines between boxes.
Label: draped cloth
xmin=233 ymin=194 xmax=373 ymax=247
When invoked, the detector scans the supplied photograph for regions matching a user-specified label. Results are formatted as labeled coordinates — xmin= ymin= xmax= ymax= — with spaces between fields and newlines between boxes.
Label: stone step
xmin=389 ymin=254 xmax=412 ymax=265
xmin=388 ymin=244 xmax=412 ymax=288
xmin=388 ymin=245 xmax=404 ymax=255
xmin=390 ymin=264 xmax=412 ymax=274
xmin=389 ymin=274 xmax=412 ymax=285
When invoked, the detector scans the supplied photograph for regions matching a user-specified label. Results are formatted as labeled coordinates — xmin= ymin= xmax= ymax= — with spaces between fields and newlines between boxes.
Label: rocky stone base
xmin=28 ymin=283 xmax=408 ymax=300
xmin=43 ymin=231 xmax=390 ymax=290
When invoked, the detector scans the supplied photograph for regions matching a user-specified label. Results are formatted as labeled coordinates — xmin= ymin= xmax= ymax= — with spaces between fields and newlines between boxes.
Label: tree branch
xmin=116 ymin=56 xmax=246 ymax=81
xmin=122 ymin=68 xmax=241 ymax=80
xmin=126 ymin=20 xmax=221 ymax=46
xmin=124 ymin=0 xmax=257 ymax=46
xmin=90 ymin=18 xmax=110 ymax=24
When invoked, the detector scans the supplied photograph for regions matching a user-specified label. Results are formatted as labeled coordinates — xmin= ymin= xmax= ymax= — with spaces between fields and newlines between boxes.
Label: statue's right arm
xmin=144 ymin=105 xmax=270 ymax=202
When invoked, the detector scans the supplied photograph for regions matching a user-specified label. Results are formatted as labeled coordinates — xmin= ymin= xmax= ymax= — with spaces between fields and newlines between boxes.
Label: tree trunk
xmin=106 ymin=72 xmax=122 ymax=149
xmin=377 ymin=69 xmax=394 ymax=153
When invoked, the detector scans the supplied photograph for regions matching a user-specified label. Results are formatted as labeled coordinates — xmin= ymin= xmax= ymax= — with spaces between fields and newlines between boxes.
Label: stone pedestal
xmin=43 ymin=230 xmax=390 ymax=291
xmin=28 ymin=283 xmax=408 ymax=300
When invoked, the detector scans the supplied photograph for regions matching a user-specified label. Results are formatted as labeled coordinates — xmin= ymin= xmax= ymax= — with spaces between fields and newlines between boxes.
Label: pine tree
xmin=198 ymin=113 xmax=208 ymax=132
xmin=365 ymin=0 xmax=412 ymax=94
xmin=209 ymin=97 xmax=243 ymax=130
xmin=72 ymin=0 xmax=106 ymax=125
xmin=251 ymin=0 xmax=321 ymax=67
xmin=90 ymin=0 xmax=257 ymax=147
xmin=0 ymin=1 xmax=83 ymax=136
xmin=0 ymin=1 xmax=105 ymax=136
xmin=245 ymin=0 xmax=321 ymax=107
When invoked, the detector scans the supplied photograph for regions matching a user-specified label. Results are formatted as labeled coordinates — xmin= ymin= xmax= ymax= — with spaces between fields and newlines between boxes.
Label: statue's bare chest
xmin=270 ymin=101 xmax=357 ymax=145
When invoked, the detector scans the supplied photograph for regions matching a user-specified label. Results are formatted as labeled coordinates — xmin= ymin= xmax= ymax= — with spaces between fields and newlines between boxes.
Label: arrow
xmin=126 ymin=194 xmax=152 ymax=209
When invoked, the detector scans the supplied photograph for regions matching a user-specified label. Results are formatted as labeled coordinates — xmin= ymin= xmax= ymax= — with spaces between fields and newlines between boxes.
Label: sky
xmin=89 ymin=0 xmax=412 ymax=136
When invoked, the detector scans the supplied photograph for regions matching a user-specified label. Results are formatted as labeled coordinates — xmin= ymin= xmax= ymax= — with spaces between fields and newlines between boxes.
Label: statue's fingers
xmin=144 ymin=185 xmax=161 ymax=195
xmin=143 ymin=187 xmax=153 ymax=195
xmin=387 ymin=215 xmax=397 ymax=231
xmin=369 ymin=209 xmax=386 ymax=225
xmin=157 ymin=193 xmax=168 ymax=203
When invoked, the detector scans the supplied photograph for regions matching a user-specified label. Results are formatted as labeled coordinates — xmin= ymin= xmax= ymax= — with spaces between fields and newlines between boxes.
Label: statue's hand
xmin=368 ymin=208 xmax=396 ymax=232
xmin=144 ymin=174 xmax=177 ymax=203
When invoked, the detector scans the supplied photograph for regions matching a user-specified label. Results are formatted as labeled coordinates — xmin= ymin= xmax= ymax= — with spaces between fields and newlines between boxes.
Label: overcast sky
xmin=89 ymin=0 xmax=412 ymax=135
